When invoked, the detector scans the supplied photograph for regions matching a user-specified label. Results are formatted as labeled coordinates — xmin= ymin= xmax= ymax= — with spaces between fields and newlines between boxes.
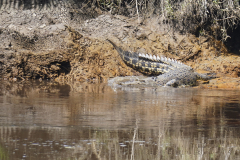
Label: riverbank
xmin=1 ymin=5 xmax=240 ymax=88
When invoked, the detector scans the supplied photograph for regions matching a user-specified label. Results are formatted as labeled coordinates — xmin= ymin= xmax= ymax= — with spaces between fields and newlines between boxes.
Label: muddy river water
xmin=0 ymin=80 xmax=240 ymax=160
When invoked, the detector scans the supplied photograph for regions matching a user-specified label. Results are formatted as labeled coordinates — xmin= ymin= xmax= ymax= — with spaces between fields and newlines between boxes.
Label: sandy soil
xmin=0 ymin=7 xmax=240 ymax=88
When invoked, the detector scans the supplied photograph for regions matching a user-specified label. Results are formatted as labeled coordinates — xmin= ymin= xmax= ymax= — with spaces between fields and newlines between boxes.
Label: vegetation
xmin=0 ymin=144 xmax=9 ymax=160
xmin=0 ymin=0 xmax=240 ymax=41
xmin=91 ymin=0 xmax=240 ymax=41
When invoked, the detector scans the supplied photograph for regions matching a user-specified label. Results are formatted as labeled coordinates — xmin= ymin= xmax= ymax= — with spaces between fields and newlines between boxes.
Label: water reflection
xmin=0 ymin=80 xmax=240 ymax=159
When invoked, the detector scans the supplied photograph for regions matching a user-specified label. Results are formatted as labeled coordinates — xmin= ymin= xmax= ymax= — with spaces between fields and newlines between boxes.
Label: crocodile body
xmin=107 ymin=39 xmax=215 ymax=87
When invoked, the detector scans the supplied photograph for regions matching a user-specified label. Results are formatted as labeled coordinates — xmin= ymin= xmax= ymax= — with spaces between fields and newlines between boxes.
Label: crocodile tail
xmin=107 ymin=39 xmax=123 ymax=55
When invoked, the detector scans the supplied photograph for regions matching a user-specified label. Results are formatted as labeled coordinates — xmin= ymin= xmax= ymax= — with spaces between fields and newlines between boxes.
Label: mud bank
xmin=1 ymin=8 xmax=240 ymax=88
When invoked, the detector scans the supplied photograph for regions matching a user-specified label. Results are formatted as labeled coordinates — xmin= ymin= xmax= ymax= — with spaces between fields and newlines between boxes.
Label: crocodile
xmin=107 ymin=39 xmax=216 ymax=87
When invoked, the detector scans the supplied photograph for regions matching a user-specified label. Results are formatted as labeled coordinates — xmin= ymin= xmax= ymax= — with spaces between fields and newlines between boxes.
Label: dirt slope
xmin=0 ymin=9 xmax=240 ymax=88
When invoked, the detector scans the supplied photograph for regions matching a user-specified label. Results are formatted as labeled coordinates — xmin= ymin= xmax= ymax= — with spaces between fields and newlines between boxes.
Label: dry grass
xmin=90 ymin=0 xmax=240 ymax=41
xmin=1 ymin=0 xmax=239 ymax=40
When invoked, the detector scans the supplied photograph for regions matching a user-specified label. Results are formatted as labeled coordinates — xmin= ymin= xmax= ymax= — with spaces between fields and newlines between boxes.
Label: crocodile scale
xmin=107 ymin=39 xmax=215 ymax=87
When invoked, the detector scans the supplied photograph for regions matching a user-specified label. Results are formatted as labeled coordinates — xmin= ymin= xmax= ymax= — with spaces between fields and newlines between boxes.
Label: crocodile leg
xmin=107 ymin=39 xmax=216 ymax=87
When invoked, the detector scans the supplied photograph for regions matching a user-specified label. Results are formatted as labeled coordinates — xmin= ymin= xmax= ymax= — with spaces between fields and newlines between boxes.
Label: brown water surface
xmin=0 ymin=80 xmax=240 ymax=160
